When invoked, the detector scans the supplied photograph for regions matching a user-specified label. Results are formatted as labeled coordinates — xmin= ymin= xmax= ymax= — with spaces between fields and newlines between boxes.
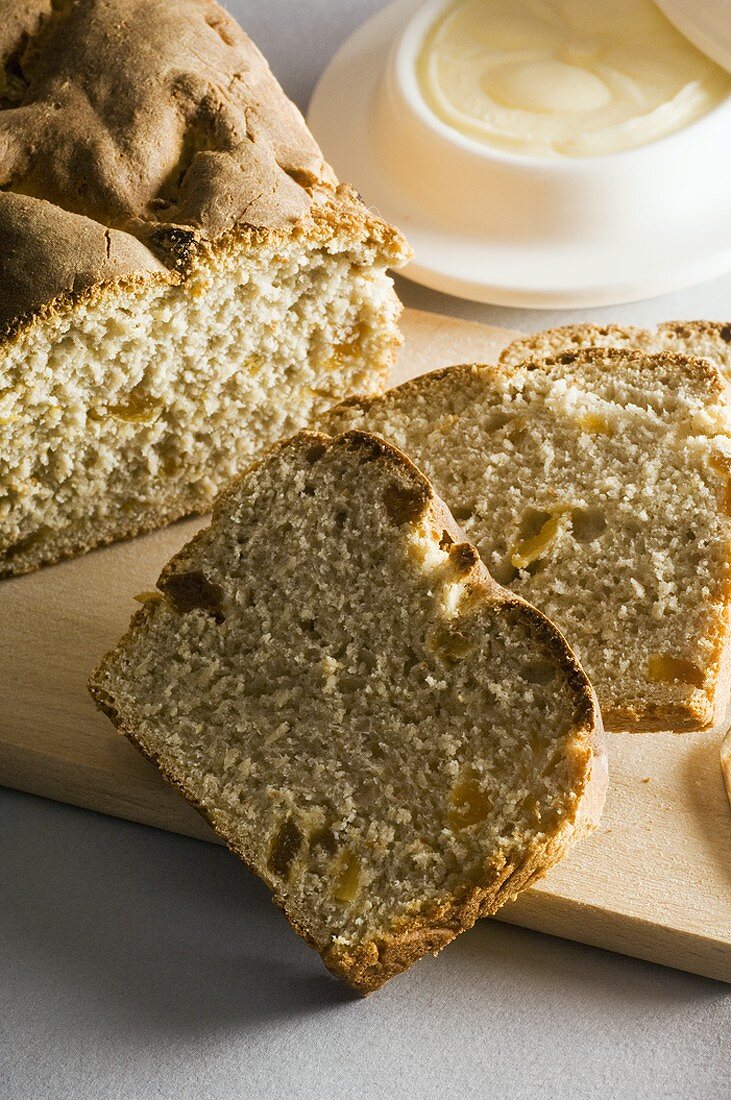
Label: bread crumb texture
xmin=0 ymin=0 xmax=410 ymax=575
xmin=90 ymin=431 xmax=603 ymax=992
xmin=320 ymin=347 xmax=731 ymax=731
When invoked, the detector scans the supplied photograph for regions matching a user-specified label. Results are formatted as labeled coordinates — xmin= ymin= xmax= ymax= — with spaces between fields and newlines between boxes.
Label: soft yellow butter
xmin=417 ymin=0 xmax=731 ymax=157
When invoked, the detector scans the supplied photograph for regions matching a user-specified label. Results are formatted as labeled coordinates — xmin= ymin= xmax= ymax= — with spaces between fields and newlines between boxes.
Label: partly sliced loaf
xmin=499 ymin=321 xmax=731 ymax=378
xmin=89 ymin=430 xmax=605 ymax=993
xmin=320 ymin=350 xmax=731 ymax=731
xmin=0 ymin=0 xmax=409 ymax=577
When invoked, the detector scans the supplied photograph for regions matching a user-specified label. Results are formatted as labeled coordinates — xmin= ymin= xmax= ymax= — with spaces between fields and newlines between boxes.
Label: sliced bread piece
xmin=0 ymin=0 xmax=409 ymax=577
xmin=499 ymin=321 xmax=731 ymax=378
xmin=320 ymin=350 xmax=731 ymax=731
xmin=89 ymin=430 xmax=605 ymax=993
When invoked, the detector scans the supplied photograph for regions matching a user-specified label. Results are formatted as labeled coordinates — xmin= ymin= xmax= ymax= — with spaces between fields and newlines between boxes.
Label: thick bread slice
xmin=499 ymin=321 xmax=731 ymax=378
xmin=0 ymin=0 xmax=409 ymax=577
xmin=320 ymin=350 xmax=731 ymax=732
xmin=89 ymin=430 xmax=605 ymax=993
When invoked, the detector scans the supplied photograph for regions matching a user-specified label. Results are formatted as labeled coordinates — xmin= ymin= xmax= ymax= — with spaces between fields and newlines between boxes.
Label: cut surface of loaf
xmin=0 ymin=0 xmax=410 ymax=577
xmin=320 ymin=351 xmax=731 ymax=732
xmin=499 ymin=321 xmax=731 ymax=378
xmin=89 ymin=430 xmax=605 ymax=993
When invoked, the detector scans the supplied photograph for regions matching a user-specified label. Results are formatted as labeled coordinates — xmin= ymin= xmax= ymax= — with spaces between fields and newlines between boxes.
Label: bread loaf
xmin=0 ymin=0 xmax=410 ymax=576
xmin=320 ymin=349 xmax=731 ymax=731
xmin=89 ymin=430 xmax=605 ymax=992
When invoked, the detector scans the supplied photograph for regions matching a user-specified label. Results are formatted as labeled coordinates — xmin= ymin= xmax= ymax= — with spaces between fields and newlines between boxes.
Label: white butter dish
xmin=308 ymin=0 xmax=731 ymax=307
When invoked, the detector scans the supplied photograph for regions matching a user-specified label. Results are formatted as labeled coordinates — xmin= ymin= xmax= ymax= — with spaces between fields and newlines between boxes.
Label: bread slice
xmin=0 ymin=0 xmax=409 ymax=577
xmin=89 ymin=430 xmax=605 ymax=993
xmin=320 ymin=350 xmax=731 ymax=731
xmin=499 ymin=321 xmax=731 ymax=377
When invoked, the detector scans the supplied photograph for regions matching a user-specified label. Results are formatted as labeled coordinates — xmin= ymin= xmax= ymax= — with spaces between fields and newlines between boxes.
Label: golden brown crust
xmin=0 ymin=0 xmax=409 ymax=336
xmin=0 ymin=193 xmax=175 ymax=339
xmin=657 ymin=320 xmax=731 ymax=346
xmin=0 ymin=184 xmax=408 ymax=347
xmin=88 ymin=429 xmax=605 ymax=994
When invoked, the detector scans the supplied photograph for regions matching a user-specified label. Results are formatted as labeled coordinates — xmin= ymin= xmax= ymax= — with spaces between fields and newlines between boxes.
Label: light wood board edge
xmin=5 ymin=739 xmax=729 ymax=983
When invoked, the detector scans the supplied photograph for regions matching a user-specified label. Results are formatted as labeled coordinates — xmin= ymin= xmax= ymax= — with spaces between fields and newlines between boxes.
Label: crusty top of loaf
xmin=0 ymin=0 xmax=397 ymax=335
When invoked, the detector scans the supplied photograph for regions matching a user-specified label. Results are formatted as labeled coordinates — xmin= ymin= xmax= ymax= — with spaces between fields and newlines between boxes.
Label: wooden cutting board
xmin=1 ymin=308 xmax=730 ymax=983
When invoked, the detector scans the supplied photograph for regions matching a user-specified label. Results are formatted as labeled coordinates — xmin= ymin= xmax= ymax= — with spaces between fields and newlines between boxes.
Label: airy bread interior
xmin=90 ymin=430 xmax=603 ymax=992
xmin=320 ymin=350 xmax=731 ymax=731
xmin=0 ymin=224 xmax=403 ymax=576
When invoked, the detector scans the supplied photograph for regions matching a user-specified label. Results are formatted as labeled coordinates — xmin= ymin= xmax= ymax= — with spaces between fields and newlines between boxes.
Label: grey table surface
xmin=2 ymin=2 xmax=730 ymax=1098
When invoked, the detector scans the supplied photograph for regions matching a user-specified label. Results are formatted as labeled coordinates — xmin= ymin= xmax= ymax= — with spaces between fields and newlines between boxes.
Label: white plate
xmin=308 ymin=0 xmax=731 ymax=308
xmin=655 ymin=0 xmax=731 ymax=75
